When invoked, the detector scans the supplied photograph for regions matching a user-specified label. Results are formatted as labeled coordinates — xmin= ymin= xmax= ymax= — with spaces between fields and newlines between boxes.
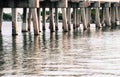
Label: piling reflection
xmin=22 ymin=33 xmax=29 ymax=50
xmin=0 ymin=34 xmax=3 ymax=51
xmin=0 ymin=34 xmax=4 ymax=77
xmin=11 ymin=36 xmax=18 ymax=73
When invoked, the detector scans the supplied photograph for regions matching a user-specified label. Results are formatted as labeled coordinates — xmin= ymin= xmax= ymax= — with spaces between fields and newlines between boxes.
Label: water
xmin=0 ymin=22 xmax=120 ymax=77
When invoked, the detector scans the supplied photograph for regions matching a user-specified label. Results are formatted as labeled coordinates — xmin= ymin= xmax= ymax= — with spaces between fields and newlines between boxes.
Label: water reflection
xmin=0 ymin=34 xmax=3 ymax=51
xmin=1 ymin=24 xmax=120 ymax=77
xmin=0 ymin=34 xmax=5 ymax=77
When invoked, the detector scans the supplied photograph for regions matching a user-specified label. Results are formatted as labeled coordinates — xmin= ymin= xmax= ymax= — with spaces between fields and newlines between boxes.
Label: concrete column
xmin=111 ymin=7 xmax=116 ymax=25
xmin=88 ymin=8 xmax=91 ymax=27
xmin=37 ymin=8 xmax=41 ymax=32
xmin=101 ymin=7 xmax=105 ymax=26
xmin=105 ymin=7 xmax=111 ymax=26
xmin=76 ymin=8 xmax=80 ymax=28
xmin=55 ymin=7 xmax=59 ymax=30
xmin=115 ymin=7 xmax=119 ymax=25
xmin=118 ymin=7 xmax=120 ymax=22
xmin=22 ymin=8 xmax=28 ymax=32
xmin=49 ymin=8 xmax=55 ymax=32
xmin=67 ymin=8 xmax=71 ymax=30
xmin=73 ymin=8 xmax=76 ymax=29
xmin=86 ymin=8 xmax=91 ymax=28
xmin=28 ymin=8 xmax=32 ymax=31
xmin=12 ymin=8 xmax=18 ymax=35
xmin=119 ymin=7 xmax=120 ymax=25
xmin=79 ymin=8 xmax=82 ymax=24
xmin=81 ymin=7 xmax=87 ymax=30
xmin=31 ymin=8 xmax=40 ymax=35
xmin=95 ymin=7 xmax=101 ymax=28
xmin=0 ymin=8 xmax=3 ymax=32
xmin=62 ymin=8 xmax=68 ymax=32
xmin=42 ymin=7 xmax=46 ymax=31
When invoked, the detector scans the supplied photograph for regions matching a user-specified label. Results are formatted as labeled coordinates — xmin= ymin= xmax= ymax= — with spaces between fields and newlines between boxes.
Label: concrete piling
xmin=0 ymin=8 xmax=3 ymax=33
xmin=104 ymin=3 xmax=111 ymax=26
xmin=101 ymin=7 xmax=105 ymax=26
xmin=42 ymin=7 xmax=46 ymax=31
xmin=28 ymin=8 xmax=32 ymax=31
xmin=0 ymin=0 xmax=120 ymax=35
xmin=76 ymin=8 xmax=80 ymax=28
xmin=81 ymin=7 xmax=88 ymax=30
xmin=67 ymin=8 xmax=71 ymax=30
xmin=94 ymin=2 xmax=101 ymax=28
xmin=12 ymin=8 xmax=18 ymax=35
xmin=86 ymin=8 xmax=91 ymax=28
xmin=111 ymin=7 xmax=116 ymax=26
xmin=73 ymin=8 xmax=77 ymax=29
xmin=49 ymin=8 xmax=55 ymax=32
xmin=22 ymin=8 xmax=28 ymax=32
xmin=37 ymin=8 xmax=41 ymax=32
xmin=95 ymin=7 xmax=101 ymax=28
xmin=115 ymin=7 xmax=119 ymax=25
xmin=118 ymin=7 xmax=120 ymax=25
xmin=62 ymin=8 xmax=68 ymax=32
xmin=31 ymin=8 xmax=40 ymax=35
xmin=55 ymin=7 xmax=59 ymax=30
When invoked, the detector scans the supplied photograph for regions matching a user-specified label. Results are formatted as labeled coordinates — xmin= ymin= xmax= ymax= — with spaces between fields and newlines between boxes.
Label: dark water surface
xmin=0 ymin=22 xmax=120 ymax=77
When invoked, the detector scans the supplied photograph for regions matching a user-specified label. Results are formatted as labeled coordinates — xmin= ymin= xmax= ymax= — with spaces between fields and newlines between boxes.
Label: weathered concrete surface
xmin=0 ymin=0 xmax=119 ymax=8
xmin=0 ymin=0 xmax=39 ymax=8
xmin=40 ymin=0 xmax=68 ymax=8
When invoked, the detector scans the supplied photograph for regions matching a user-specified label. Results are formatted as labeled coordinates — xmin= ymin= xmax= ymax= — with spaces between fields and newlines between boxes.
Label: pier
xmin=1 ymin=1 xmax=120 ymax=77
xmin=0 ymin=0 xmax=120 ymax=35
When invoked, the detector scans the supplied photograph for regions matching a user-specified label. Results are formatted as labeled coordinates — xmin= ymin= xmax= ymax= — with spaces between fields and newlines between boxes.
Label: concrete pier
xmin=104 ymin=3 xmax=111 ymax=26
xmin=31 ymin=8 xmax=40 ymax=35
xmin=94 ymin=2 xmax=101 ymax=28
xmin=55 ymin=7 xmax=59 ymax=30
xmin=73 ymin=8 xmax=77 ymax=29
xmin=49 ymin=8 xmax=55 ymax=32
xmin=115 ymin=6 xmax=119 ymax=25
xmin=67 ymin=8 xmax=71 ymax=30
xmin=81 ymin=7 xmax=88 ymax=30
xmin=0 ymin=8 xmax=3 ymax=32
xmin=85 ymin=8 xmax=91 ymax=28
xmin=12 ymin=8 xmax=18 ymax=35
xmin=76 ymin=8 xmax=80 ymax=28
xmin=62 ymin=8 xmax=68 ymax=32
xmin=28 ymin=8 xmax=32 ymax=31
xmin=0 ymin=0 xmax=119 ymax=35
xmin=22 ymin=8 xmax=28 ymax=32
xmin=42 ymin=7 xmax=46 ymax=31
xmin=111 ymin=6 xmax=116 ymax=26
xmin=37 ymin=8 xmax=41 ymax=32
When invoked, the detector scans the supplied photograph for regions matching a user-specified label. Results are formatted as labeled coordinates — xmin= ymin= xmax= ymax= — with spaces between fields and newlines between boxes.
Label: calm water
xmin=0 ymin=22 xmax=120 ymax=77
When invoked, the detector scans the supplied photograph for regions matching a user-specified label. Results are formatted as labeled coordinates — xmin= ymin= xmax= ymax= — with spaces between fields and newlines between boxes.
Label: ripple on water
xmin=0 ymin=22 xmax=120 ymax=77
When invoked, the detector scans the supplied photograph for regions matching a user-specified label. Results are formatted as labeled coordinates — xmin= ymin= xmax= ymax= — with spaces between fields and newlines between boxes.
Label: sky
xmin=4 ymin=8 xmax=23 ymax=14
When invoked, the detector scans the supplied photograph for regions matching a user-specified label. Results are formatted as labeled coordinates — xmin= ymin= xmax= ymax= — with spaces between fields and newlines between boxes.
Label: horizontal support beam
xmin=0 ymin=0 xmax=39 ymax=8
xmin=0 ymin=0 xmax=119 ymax=8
